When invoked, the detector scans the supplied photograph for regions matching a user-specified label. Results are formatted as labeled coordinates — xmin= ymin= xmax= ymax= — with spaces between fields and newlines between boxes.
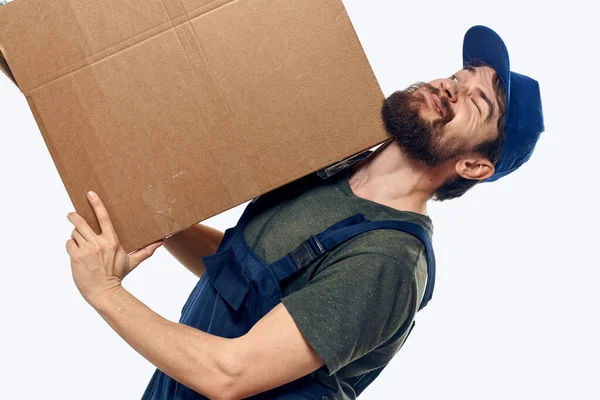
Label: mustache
xmin=418 ymin=83 xmax=455 ymax=127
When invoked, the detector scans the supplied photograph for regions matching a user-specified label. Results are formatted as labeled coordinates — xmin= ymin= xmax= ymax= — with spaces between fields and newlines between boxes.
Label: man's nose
xmin=440 ymin=79 xmax=458 ymax=103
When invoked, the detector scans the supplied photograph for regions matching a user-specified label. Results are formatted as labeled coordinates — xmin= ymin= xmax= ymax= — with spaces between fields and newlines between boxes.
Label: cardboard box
xmin=0 ymin=0 xmax=389 ymax=253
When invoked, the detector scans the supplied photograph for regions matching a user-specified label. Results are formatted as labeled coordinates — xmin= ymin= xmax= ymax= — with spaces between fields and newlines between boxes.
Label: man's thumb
xmin=130 ymin=240 xmax=164 ymax=265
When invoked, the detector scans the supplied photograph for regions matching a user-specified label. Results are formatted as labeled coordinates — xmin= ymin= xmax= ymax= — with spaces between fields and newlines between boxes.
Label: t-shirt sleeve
xmin=280 ymin=249 xmax=418 ymax=376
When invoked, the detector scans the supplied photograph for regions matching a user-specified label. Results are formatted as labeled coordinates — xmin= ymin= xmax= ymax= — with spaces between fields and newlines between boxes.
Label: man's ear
xmin=455 ymin=157 xmax=495 ymax=181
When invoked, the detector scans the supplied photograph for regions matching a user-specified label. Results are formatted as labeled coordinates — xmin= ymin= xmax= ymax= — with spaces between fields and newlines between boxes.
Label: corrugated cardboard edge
xmin=0 ymin=47 xmax=17 ymax=87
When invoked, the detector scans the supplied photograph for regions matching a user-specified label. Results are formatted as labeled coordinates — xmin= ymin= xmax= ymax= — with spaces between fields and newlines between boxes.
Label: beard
xmin=381 ymin=82 xmax=463 ymax=167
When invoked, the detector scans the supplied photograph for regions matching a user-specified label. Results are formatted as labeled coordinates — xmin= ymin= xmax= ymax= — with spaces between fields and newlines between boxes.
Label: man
xmin=65 ymin=25 xmax=544 ymax=399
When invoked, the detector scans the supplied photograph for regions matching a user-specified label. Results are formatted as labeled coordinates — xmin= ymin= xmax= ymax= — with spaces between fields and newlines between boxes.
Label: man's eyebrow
xmin=463 ymin=65 xmax=477 ymax=74
xmin=477 ymin=88 xmax=495 ymax=122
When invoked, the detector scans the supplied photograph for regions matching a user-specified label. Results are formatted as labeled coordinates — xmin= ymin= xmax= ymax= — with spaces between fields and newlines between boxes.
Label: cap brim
xmin=462 ymin=25 xmax=511 ymax=99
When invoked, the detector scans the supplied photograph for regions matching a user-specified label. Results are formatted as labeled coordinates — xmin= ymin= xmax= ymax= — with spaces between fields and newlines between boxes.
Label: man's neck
xmin=348 ymin=139 xmax=443 ymax=216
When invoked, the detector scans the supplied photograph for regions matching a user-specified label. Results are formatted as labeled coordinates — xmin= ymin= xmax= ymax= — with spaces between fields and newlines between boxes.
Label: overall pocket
xmin=203 ymin=248 xmax=251 ymax=312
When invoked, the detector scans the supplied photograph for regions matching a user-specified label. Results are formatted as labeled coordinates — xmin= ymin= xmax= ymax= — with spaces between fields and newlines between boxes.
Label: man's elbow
xmin=192 ymin=351 xmax=244 ymax=400
xmin=200 ymin=382 xmax=238 ymax=400
xmin=186 ymin=372 xmax=238 ymax=400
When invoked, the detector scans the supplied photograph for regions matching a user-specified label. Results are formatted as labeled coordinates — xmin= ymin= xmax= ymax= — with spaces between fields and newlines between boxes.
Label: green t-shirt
xmin=242 ymin=168 xmax=433 ymax=399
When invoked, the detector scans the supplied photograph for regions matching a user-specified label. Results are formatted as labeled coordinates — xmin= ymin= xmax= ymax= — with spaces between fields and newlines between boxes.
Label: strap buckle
xmin=289 ymin=235 xmax=325 ymax=270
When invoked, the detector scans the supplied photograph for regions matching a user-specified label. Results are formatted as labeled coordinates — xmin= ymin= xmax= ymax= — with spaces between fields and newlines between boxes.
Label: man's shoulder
xmin=329 ymin=217 xmax=429 ymax=266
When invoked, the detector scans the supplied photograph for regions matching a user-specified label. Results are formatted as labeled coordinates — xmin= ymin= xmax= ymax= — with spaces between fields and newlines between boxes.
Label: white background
xmin=1 ymin=0 xmax=598 ymax=399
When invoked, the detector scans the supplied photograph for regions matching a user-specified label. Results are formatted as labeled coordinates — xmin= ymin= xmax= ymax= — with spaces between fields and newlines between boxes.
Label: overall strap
xmin=271 ymin=214 xmax=436 ymax=311
xmin=236 ymin=196 xmax=261 ymax=229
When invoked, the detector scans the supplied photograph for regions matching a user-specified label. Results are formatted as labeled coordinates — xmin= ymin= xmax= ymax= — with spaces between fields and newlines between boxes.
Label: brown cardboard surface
xmin=0 ymin=0 xmax=389 ymax=253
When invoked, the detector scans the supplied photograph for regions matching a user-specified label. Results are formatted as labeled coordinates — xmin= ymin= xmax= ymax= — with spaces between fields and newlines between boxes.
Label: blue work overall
xmin=142 ymin=188 xmax=436 ymax=400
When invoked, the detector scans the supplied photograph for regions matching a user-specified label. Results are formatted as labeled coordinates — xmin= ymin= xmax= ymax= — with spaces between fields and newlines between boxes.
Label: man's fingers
xmin=86 ymin=191 xmax=119 ymax=241
xmin=67 ymin=212 xmax=97 ymax=242
xmin=66 ymin=239 xmax=77 ymax=254
xmin=72 ymin=228 xmax=86 ymax=245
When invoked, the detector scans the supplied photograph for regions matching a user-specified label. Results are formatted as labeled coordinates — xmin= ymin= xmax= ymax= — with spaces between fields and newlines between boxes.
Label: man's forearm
xmin=164 ymin=223 xmax=224 ymax=278
xmin=91 ymin=287 xmax=236 ymax=400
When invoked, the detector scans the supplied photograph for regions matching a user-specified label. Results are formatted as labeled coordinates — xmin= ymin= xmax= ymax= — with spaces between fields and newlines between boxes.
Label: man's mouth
xmin=428 ymin=91 xmax=444 ymax=118
xmin=417 ymin=89 xmax=444 ymax=118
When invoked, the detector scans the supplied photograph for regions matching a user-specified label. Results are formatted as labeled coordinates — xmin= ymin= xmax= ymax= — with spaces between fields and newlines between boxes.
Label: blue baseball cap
xmin=462 ymin=25 xmax=545 ymax=182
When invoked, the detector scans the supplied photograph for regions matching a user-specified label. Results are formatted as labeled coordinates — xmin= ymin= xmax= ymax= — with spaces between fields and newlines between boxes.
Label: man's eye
xmin=472 ymin=99 xmax=481 ymax=114
xmin=450 ymin=74 xmax=458 ymax=81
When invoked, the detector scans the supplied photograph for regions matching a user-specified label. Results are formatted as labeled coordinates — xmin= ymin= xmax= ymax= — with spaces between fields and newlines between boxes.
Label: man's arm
xmin=227 ymin=302 xmax=325 ymax=398
xmin=92 ymin=288 xmax=324 ymax=400
xmin=163 ymin=223 xmax=224 ymax=278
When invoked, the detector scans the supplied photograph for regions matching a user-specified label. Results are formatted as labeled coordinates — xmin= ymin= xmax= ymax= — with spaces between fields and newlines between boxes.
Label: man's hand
xmin=66 ymin=190 xmax=164 ymax=304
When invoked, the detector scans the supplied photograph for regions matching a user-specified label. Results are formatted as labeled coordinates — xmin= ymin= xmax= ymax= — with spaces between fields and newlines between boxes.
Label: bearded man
xmin=66 ymin=25 xmax=544 ymax=400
